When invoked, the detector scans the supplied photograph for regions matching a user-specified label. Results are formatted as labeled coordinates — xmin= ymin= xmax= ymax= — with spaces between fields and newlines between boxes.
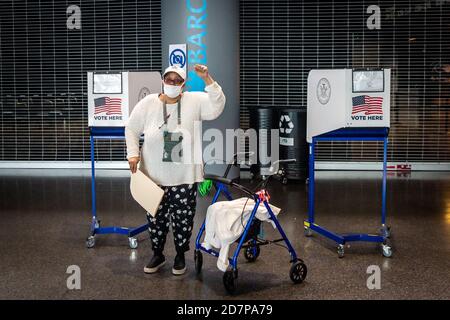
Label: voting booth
xmin=307 ymin=68 xmax=390 ymax=142
xmin=304 ymin=68 xmax=393 ymax=258
xmin=86 ymin=71 xmax=162 ymax=249
xmin=87 ymin=71 xmax=162 ymax=127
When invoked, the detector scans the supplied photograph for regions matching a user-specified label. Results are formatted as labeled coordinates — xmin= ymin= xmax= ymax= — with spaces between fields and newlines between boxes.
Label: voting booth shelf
xmin=304 ymin=68 xmax=392 ymax=258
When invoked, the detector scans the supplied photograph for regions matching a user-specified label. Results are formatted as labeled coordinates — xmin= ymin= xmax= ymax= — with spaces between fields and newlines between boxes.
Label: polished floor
xmin=0 ymin=169 xmax=449 ymax=300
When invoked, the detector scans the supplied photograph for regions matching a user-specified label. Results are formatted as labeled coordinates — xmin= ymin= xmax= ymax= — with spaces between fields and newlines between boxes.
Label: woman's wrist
xmin=204 ymin=75 xmax=214 ymax=86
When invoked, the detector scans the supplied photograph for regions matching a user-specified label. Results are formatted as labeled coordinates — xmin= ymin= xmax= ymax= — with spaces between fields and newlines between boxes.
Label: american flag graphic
xmin=352 ymin=95 xmax=383 ymax=115
xmin=94 ymin=97 xmax=122 ymax=115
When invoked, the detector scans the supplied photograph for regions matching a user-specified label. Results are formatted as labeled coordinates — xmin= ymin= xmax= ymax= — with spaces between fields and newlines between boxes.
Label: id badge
xmin=162 ymin=131 xmax=183 ymax=162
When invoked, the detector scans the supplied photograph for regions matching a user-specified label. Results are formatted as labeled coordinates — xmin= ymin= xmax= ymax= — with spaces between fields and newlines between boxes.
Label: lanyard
xmin=162 ymin=100 xmax=181 ymax=126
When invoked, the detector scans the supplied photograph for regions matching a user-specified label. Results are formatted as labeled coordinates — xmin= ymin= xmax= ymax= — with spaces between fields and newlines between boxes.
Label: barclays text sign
xmin=186 ymin=0 xmax=207 ymax=92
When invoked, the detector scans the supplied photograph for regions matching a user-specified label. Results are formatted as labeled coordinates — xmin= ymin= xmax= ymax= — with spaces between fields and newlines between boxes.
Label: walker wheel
xmin=244 ymin=245 xmax=260 ymax=262
xmin=289 ymin=260 xmax=307 ymax=284
xmin=194 ymin=250 xmax=203 ymax=274
xmin=337 ymin=244 xmax=345 ymax=258
xmin=223 ymin=270 xmax=238 ymax=294
xmin=381 ymin=242 xmax=393 ymax=258
xmin=282 ymin=177 xmax=288 ymax=185
xmin=86 ymin=236 xmax=95 ymax=249
xmin=128 ymin=237 xmax=138 ymax=249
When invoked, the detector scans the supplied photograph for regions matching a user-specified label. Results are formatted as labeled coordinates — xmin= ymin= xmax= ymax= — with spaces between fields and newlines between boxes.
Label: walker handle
xmin=223 ymin=152 xmax=254 ymax=178
xmin=204 ymin=174 xmax=255 ymax=198
xmin=204 ymin=174 xmax=233 ymax=185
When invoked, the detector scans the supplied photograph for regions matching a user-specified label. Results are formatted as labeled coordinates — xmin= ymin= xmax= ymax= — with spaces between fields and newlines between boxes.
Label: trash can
xmin=277 ymin=108 xmax=308 ymax=181
xmin=248 ymin=106 xmax=276 ymax=177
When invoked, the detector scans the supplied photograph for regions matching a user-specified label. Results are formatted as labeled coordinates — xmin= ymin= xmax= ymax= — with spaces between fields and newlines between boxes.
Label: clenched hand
xmin=128 ymin=156 xmax=140 ymax=174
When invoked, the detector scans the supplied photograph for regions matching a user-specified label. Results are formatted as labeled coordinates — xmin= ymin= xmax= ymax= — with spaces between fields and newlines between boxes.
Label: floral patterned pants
xmin=146 ymin=183 xmax=197 ymax=254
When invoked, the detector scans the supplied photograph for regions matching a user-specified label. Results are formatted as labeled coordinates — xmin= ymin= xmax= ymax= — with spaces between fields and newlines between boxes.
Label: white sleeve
xmin=198 ymin=81 xmax=226 ymax=121
xmin=125 ymin=97 xmax=148 ymax=160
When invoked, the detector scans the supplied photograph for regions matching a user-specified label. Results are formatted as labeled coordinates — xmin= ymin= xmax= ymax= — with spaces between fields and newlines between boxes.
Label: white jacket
xmin=125 ymin=82 xmax=226 ymax=186
xmin=202 ymin=197 xmax=281 ymax=272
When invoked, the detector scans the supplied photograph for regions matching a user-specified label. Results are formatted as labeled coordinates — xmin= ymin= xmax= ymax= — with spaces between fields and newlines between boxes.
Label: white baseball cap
xmin=163 ymin=65 xmax=186 ymax=81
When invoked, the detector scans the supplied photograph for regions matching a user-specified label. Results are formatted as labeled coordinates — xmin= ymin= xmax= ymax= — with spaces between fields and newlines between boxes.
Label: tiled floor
xmin=0 ymin=169 xmax=449 ymax=299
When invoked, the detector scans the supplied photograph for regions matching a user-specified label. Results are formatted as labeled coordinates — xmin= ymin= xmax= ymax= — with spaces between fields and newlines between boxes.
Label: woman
xmin=125 ymin=64 xmax=226 ymax=275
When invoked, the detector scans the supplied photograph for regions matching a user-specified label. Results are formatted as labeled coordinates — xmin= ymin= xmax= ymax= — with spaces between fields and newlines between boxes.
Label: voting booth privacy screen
xmin=307 ymin=69 xmax=391 ymax=142
xmin=87 ymin=71 xmax=162 ymax=127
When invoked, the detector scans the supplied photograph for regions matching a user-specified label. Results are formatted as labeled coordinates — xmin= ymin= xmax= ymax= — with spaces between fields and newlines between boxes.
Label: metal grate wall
xmin=0 ymin=0 xmax=162 ymax=161
xmin=240 ymin=0 xmax=450 ymax=163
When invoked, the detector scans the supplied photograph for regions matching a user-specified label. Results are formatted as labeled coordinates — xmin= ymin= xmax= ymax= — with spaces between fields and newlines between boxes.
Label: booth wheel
xmin=244 ymin=245 xmax=260 ymax=262
xmin=381 ymin=241 xmax=393 ymax=258
xmin=381 ymin=226 xmax=391 ymax=238
xmin=128 ymin=237 xmax=138 ymax=249
xmin=337 ymin=244 xmax=345 ymax=258
xmin=194 ymin=250 xmax=203 ymax=274
xmin=223 ymin=270 xmax=238 ymax=294
xmin=304 ymin=227 xmax=313 ymax=237
xmin=289 ymin=260 xmax=307 ymax=284
xmin=86 ymin=236 xmax=95 ymax=249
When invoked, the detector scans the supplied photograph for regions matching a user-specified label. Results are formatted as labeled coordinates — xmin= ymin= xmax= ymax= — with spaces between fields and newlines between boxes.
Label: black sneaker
xmin=172 ymin=253 xmax=186 ymax=275
xmin=144 ymin=254 xmax=166 ymax=274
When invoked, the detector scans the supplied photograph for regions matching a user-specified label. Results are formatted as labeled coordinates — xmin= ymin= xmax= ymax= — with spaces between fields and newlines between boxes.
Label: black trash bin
xmin=277 ymin=108 xmax=308 ymax=182
xmin=248 ymin=106 xmax=308 ymax=181
xmin=248 ymin=106 xmax=277 ymax=177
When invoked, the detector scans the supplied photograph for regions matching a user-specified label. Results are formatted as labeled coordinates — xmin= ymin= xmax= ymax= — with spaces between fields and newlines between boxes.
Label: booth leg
xmin=304 ymin=142 xmax=315 ymax=237
xmin=381 ymin=137 xmax=388 ymax=226
xmin=380 ymin=137 xmax=391 ymax=239
xmin=86 ymin=134 xmax=98 ymax=248
xmin=307 ymin=142 xmax=315 ymax=223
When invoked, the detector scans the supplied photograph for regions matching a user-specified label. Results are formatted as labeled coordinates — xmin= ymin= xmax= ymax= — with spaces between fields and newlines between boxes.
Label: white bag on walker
xmin=202 ymin=198 xmax=281 ymax=272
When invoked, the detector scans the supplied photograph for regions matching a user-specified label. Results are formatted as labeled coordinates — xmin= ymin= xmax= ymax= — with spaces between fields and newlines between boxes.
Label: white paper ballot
xmin=130 ymin=169 xmax=164 ymax=217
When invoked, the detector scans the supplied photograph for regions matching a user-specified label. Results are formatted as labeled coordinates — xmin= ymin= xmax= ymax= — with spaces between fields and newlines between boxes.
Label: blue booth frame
xmin=85 ymin=127 xmax=149 ymax=249
xmin=303 ymin=127 xmax=392 ymax=258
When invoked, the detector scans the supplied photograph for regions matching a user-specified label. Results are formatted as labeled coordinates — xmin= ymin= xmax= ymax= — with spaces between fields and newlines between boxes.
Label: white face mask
xmin=163 ymin=84 xmax=183 ymax=99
